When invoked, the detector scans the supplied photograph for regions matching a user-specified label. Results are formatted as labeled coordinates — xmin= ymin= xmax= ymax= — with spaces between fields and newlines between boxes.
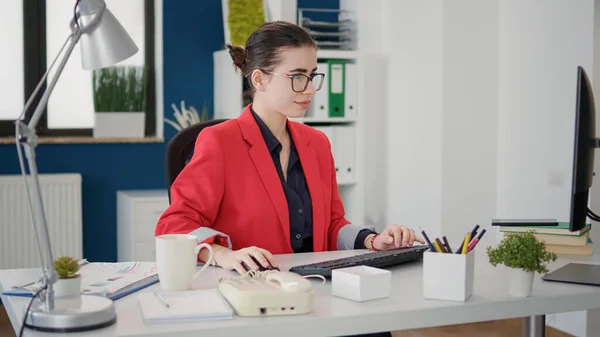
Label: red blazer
xmin=155 ymin=105 xmax=351 ymax=254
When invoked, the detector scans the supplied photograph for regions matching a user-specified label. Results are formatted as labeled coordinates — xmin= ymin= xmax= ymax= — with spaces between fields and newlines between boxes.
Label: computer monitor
xmin=568 ymin=65 xmax=600 ymax=231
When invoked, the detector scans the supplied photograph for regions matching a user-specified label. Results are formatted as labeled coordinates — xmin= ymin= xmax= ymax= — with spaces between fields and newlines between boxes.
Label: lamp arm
xmin=28 ymin=31 xmax=82 ymax=130
xmin=15 ymin=28 xmax=82 ymax=312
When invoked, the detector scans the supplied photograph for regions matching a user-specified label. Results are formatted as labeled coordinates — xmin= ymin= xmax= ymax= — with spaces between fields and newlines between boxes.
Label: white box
xmin=423 ymin=250 xmax=474 ymax=302
xmin=332 ymin=266 xmax=391 ymax=302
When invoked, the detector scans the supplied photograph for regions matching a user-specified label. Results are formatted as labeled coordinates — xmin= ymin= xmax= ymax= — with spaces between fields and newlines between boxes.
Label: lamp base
xmin=24 ymin=295 xmax=116 ymax=333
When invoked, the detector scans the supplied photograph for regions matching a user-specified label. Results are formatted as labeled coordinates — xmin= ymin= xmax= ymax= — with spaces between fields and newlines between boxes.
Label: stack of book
xmin=498 ymin=222 xmax=593 ymax=255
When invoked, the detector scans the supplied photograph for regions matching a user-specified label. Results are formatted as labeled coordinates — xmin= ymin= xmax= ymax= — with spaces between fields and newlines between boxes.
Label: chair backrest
xmin=164 ymin=119 xmax=227 ymax=203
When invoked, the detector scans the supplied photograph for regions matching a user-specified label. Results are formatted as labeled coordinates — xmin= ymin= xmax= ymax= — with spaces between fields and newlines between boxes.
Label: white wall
xmin=441 ymin=0 xmax=499 ymax=243
xmin=377 ymin=0 xmax=594 ymax=247
xmin=346 ymin=0 xmax=389 ymax=230
xmin=370 ymin=0 xmax=595 ymax=335
xmin=382 ymin=0 xmax=444 ymax=237
xmin=380 ymin=0 xmax=499 ymax=245
xmin=496 ymin=0 xmax=593 ymax=223
xmin=497 ymin=1 xmax=594 ymax=335
xmin=590 ymin=0 xmax=600 ymax=256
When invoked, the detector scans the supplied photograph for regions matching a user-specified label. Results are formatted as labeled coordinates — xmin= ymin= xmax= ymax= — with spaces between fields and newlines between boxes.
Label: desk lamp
xmin=14 ymin=0 xmax=138 ymax=332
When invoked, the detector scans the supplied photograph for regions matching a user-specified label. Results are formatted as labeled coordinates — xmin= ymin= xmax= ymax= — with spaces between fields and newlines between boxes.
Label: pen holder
xmin=422 ymin=250 xmax=474 ymax=302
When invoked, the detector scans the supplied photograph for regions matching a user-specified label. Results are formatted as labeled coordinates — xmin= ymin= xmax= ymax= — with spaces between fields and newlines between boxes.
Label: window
xmin=0 ymin=1 xmax=24 ymax=136
xmin=0 ymin=0 xmax=156 ymax=138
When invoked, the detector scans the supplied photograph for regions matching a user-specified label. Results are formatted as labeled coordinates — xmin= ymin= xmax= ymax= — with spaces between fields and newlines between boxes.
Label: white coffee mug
xmin=155 ymin=234 xmax=214 ymax=291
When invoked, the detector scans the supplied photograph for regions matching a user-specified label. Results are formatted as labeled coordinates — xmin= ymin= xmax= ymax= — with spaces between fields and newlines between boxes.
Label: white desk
xmin=2 ymin=250 xmax=600 ymax=337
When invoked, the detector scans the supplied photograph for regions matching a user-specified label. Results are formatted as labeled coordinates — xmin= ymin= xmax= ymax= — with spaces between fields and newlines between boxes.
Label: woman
xmin=155 ymin=21 xmax=425 ymax=275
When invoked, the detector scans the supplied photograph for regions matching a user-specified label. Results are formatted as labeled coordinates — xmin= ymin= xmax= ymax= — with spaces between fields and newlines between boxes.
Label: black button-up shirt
xmin=251 ymin=107 xmax=375 ymax=251
xmin=251 ymin=108 xmax=314 ymax=253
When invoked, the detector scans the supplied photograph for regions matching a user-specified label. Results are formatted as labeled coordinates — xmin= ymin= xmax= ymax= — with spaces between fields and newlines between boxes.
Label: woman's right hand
xmin=213 ymin=246 xmax=277 ymax=274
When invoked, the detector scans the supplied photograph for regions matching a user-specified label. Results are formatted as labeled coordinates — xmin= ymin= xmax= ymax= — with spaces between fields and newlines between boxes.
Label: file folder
xmin=328 ymin=60 xmax=346 ymax=118
xmin=344 ymin=63 xmax=357 ymax=119
xmin=341 ymin=126 xmax=355 ymax=182
xmin=334 ymin=125 xmax=355 ymax=183
xmin=311 ymin=126 xmax=338 ymax=176
xmin=332 ymin=125 xmax=355 ymax=183
xmin=307 ymin=62 xmax=329 ymax=119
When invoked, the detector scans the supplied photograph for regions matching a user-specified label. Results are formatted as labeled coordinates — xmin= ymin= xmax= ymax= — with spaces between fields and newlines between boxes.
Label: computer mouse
xmin=241 ymin=256 xmax=280 ymax=272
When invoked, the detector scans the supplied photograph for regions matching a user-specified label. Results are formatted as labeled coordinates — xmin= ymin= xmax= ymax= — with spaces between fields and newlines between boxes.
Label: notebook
xmin=138 ymin=289 xmax=234 ymax=323
xmin=3 ymin=262 xmax=158 ymax=300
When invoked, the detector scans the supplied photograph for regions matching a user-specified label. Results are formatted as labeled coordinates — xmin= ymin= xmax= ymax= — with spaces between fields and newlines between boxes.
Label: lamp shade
xmin=78 ymin=0 xmax=138 ymax=70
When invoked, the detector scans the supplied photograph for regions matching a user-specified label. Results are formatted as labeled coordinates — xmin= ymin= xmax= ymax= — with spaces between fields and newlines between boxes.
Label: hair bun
xmin=226 ymin=44 xmax=246 ymax=71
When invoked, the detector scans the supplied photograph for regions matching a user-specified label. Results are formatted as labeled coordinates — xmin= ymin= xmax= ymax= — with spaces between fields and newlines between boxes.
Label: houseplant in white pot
xmin=487 ymin=231 xmax=557 ymax=297
xmin=92 ymin=65 xmax=147 ymax=138
xmin=53 ymin=256 xmax=81 ymax=298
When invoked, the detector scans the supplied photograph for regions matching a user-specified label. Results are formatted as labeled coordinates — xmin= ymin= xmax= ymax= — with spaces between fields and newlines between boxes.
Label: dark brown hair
xmin=226 ymin=21 xmax=317 ymax=98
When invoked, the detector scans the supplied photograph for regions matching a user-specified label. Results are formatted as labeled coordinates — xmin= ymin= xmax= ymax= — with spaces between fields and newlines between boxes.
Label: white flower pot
xmin=507 ymin=267 xmax=534 ymax=297
xmin=93 ymin=112 xmax=145 ymax=138
xmin=53 ymin=277 xmax=81 ymax=298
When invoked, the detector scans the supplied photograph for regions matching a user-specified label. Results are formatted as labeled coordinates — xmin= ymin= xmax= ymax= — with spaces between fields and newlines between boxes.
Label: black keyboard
xmin=289 ymin=245 xmax=430 ymax=277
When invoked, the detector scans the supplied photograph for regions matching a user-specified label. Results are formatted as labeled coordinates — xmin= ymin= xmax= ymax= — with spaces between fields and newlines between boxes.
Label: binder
xmin=311 ymin=126 xmax=338 ymax=176
xmin=312 ymin=125 xmax=334 ymax=147
xmin=307 ymin=62 xmax=329 ymax=119
xmin=332 ymin=126 xmax=346 ymax=182
xmin=328 ymin=60 xmax=346 ymax=118
xmin=337 ymin=126 xmax=356 ymax=183
xmin=344 ymin=63 xmax=357 ymax=119
xmin=344 ymin=126 xmax=356 ymax=182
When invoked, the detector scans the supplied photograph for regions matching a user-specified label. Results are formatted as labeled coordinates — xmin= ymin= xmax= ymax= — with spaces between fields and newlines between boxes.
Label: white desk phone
xmin=218 ymin=270 xmax=324 ymax=316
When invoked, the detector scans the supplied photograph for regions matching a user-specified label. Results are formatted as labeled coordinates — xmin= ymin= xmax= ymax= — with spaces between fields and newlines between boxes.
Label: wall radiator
xmin=0 ymin=173 xmax=83 ymax=269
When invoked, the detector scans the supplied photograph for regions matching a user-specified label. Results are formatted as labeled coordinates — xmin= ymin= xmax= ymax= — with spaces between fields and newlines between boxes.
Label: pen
xmin=154 ymin=292 xmax=170 ymax=308
xmin=434 ymin=238 xmax=446 ymax=253
xmin=419 ymin=227 xmax=437 ymax=252
xmin=461 ymin=232 xmax=472 ymax=254
xmin=467 ymin=229 xmax=487 ymax=252
xmin=442 ymin=236 xmax=453 ymax=253
xmin=456 ymin=224 xmax=479 ymax=253
xmin=470 ymin=224 xmax=480 ymax=242
xmin=433 ymin=239 xmax=444 ymax=253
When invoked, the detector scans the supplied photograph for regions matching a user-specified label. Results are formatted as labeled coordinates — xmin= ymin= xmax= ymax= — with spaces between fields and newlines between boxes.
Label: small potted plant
xmin=487 ymin=231 xmax=557 ymax=297
xmin=92 ymin=65 xmax=147 ymax=138
xmin=164 ymin=100 xmax=210 ymax=132
xmin=53 ymin=256 xmax=81 ymax=298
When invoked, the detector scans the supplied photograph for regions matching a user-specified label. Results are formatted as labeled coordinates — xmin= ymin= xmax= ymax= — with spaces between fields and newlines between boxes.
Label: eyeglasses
xmin=266 ymin=71 xmax=325 ymax=92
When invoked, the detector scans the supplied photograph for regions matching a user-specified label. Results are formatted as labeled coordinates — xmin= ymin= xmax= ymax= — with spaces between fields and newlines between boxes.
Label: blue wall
xmin=0 ymin=0 xmax=338 ymax=263
xmin=0 ymin=143 xmax=166 ymax=262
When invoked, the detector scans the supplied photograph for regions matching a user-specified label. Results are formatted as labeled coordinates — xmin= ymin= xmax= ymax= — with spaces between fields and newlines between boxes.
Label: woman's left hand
xmin=368 ymin=225 xmax=426 ymax=251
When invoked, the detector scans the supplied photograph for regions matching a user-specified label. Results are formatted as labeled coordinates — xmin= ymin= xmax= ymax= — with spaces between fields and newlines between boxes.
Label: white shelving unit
xmin=211 ymin=0 xmax=386 ymax=227
xmin=213 ymin=49 xmax=365 ymax=226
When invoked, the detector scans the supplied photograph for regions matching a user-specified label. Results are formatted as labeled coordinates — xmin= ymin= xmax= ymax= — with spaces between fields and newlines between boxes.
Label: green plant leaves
xmin=486 ymin=231 xmax=557 ymax=274
xmin=92 ymin=65 xmax=148 ymax=112
xmin=227 ymin=0 xmax=265 ymax=46
xmin=54 ymin=256 xmax=80 ymax=279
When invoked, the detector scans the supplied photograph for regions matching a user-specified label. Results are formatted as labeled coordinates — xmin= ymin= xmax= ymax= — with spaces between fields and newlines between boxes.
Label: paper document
xmin=3 ymin=261 xmax=158 ymax=300
xmin=138 ymin=289 xmax=234 ymax=323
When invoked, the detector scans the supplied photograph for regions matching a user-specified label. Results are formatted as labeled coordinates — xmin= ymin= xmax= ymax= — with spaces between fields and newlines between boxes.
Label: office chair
xmin=164 ymin=119 xmax=227 ymax=203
